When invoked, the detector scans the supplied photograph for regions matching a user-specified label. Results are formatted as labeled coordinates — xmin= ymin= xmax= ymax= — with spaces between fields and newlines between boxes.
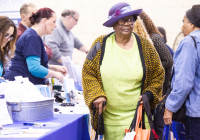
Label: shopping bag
xmin=162 ymin=121 xmax=178 ymax=140
xmin=134 ymin=105 xmax=150 ymax=140
xmin=124 ymin=95 xmax=159 ymax=140
xmin=174 ymin=121 xmax=185 ymax=140
xmin=90 ymin=129 xmax=103 ymax=140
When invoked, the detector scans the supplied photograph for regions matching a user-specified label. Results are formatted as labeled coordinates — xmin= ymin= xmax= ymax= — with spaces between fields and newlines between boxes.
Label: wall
xmin=25 ymin=0 xmax=200 ymax=64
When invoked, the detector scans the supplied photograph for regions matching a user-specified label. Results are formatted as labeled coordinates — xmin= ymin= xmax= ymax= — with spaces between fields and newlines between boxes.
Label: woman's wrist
xmin=48 ymin=65 xmax=57 ymax=71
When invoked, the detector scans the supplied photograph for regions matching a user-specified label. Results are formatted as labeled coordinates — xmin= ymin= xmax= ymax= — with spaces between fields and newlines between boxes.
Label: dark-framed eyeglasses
xmin=5 ymin=34 xmax=14 ymax=41
xmin=118 ymin=18 xmax=135 ymax=26
xmin=71 ymin=15 xmax=78 ymax=22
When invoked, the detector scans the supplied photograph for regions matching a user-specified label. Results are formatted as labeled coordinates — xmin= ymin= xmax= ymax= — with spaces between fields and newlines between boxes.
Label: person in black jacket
xmin=139 ymin=11 xmax=173 ymax=140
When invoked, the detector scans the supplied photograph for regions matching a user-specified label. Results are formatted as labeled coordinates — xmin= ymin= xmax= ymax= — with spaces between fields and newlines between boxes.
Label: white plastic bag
xmin=2 ymin=77 xmax=45 ymax=102
xmin=122 ymin=131 xmax=136 ymax=140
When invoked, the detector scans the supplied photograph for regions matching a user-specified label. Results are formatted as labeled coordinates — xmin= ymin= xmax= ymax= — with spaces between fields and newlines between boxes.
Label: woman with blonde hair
xmin=0 ymin=16 xmax=17 ymax=78
xmin=133 ymin=17 xmax=152 ymax=43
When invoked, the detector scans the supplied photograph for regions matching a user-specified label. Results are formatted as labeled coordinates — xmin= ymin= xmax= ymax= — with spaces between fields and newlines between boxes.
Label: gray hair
xmin=61 ymin=10 xmax=76 ymax=17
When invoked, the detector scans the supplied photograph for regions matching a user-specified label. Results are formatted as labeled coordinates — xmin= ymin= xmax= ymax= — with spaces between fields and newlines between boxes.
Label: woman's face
xmin=181 ymin=16 xmax=194 ymax=36
xmin=45 ymin=12 xmax=57 ymax=34
xmin=113 ymin=16 xmax=134 ymax=35
xmin=2 ymin=26 xmax=14 ymax=47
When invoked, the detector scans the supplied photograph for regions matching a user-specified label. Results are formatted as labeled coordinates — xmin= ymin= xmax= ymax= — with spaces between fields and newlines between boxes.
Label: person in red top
xmin=17 ymin=3 xmax=53 ymax=60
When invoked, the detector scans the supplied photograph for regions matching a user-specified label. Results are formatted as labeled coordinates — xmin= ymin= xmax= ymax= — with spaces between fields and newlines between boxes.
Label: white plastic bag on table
xmin=19 ymin=78 xmax=45 ymax=101
xmin=2 ymin=77 xmax=45 ymax=102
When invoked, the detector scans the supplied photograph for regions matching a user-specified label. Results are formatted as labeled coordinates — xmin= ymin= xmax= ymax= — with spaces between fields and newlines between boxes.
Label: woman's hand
xmin=49 ymin=65 xmax=68 ymax=76
xmin=93 ymin=97 xmax=107 ymax=114
xmin=0 ymin=77 xmax=4 ymax=80
xmin=163 ymin=108 xmax=173 ymax=125
xmin=138 ymin=96 xmax=144 ymax=109
xmin=54 ymin=72 xmax=65 ymax=83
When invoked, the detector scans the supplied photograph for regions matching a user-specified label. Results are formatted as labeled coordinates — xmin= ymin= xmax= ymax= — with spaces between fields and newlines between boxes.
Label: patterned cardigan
xmin=82 ymin=32 xmax=165 ymax=130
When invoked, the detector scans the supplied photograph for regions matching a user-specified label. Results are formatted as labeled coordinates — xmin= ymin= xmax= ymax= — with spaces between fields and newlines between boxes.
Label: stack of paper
xmin=0 ymin=128 xmax=51 ymax=138
xmin=0 ymin=94 xmax=13 ymax=126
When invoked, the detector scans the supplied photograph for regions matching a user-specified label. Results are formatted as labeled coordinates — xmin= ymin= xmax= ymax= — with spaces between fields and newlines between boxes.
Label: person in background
xmin=138 ymin=11 xmax=173 ymax=139
xmin=157 ymin=26 xmax=174 ymax=57
xmin=43 ymin=9 xmax=89 ymax=65
xmin=17 ymin=3 xmax=37 ymax=40
xmin=82 ymin=2 xmax=164 ymax=140
xmin=133 ymin=16 xmax=153 ymax=43
xmin=3 ymin=8 xmax=67 ymax=84
xmin=17 ymin=3 xmax=53 ymax=61
xmin=0 ymin=16 xmax=17 ymax=78
xmin=164 ymin=5 xmax=200 ymax=140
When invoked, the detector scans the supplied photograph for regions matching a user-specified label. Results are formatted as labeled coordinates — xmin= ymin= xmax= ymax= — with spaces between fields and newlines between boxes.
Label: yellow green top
xmin=100 ymin=33 xmax=149 ymax=127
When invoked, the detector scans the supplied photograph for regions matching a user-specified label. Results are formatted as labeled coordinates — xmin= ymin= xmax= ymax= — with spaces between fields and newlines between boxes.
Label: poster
xmin=0 ymin=0 xmax=25 ymax=25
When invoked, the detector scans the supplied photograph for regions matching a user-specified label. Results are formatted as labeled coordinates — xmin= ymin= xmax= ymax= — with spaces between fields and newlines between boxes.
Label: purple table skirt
xmin=1 ymin=114 xmax=90 ymax=140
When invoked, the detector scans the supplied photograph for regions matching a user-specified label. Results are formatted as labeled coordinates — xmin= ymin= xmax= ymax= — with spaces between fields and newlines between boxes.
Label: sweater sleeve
xmin=82 ymin=37 xmax=107 ymax=110
xmin=26 ymin=56 xmax=49 ymax=78
xmin=151 ymin=33 xmax=173 ymax=69
xmin=82 ymin=35 xmax=107 ymax=130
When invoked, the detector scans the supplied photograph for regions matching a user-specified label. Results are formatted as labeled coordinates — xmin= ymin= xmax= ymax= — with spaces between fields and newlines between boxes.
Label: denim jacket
xmin=166 ymin=30 xmax=200 ymax=117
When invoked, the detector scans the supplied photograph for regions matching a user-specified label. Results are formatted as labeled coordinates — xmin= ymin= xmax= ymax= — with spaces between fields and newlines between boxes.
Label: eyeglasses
xmin=118 ymin=18 xmax=135 ymax=26
xmin=71 ymin=15 xmax=78 ymax=22
xmin=5 ymin=34 xmax=14 ymax=41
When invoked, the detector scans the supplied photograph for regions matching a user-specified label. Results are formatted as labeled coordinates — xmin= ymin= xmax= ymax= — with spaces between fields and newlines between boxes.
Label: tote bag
xmin=123 ymin=95 xmax=159 ymax=140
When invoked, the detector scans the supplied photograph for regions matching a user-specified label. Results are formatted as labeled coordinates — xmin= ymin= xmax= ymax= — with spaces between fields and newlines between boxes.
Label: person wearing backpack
xmin=164 ymin=5 xmax=200 ymax=140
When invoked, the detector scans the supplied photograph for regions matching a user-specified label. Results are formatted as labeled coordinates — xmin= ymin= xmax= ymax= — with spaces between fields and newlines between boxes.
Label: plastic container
xmin=8 ymin=98 xmax=54 ymax=122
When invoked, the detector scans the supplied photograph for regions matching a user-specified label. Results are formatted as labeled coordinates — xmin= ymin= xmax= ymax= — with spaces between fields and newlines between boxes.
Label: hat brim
xmin=103 ymin=9 xmax=142 ymax=27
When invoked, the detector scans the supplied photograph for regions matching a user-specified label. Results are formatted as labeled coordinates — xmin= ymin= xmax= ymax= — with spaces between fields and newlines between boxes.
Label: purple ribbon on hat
xmin=108 ymin=5 xmax=132 ymax=19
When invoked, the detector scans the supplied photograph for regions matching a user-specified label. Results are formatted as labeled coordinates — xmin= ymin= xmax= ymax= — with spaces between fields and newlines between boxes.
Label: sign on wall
xmin=0 ymin=0 xmax=25 ymax=26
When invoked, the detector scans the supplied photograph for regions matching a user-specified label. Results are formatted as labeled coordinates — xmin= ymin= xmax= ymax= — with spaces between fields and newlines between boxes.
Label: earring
xmin=45 ymin=24 xmax=46 ymax=31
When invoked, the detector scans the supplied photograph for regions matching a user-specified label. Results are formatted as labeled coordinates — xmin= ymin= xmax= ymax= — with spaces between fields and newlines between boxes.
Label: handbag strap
xmin=129 ymin=100 xmax=141 ymax=130
xmin=190 ymin=36 xmax=197 ymax=49
xmin=129 ymin=95 xmax=159 ymax=139
xmin=172 ymin=121 xmax=178 ymax=139
xmin=135 ymin=105 xmax=143 ymax=130
xmin=93 ymin=101 xmax=107 ymax=140
xmin=142 ymin=95 xmax=159 ymax=139
xmin=162 ymin=125 xmax=169 ymax=140
xmin=162 ymin=121 xmax=178 ymax=140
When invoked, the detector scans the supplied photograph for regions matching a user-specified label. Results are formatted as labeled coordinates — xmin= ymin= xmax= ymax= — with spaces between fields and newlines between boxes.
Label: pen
xmin=23 ymin=123 xmax=35 ymax=126
xmin=23 ymin=122 xmax=61 ymax=127
xmin=23 ymin=123 xmax=45 ymax=127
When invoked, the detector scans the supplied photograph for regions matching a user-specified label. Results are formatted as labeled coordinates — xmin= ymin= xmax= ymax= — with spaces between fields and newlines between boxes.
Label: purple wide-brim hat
xmin=103 ymin=2 xmax=142 ymax=27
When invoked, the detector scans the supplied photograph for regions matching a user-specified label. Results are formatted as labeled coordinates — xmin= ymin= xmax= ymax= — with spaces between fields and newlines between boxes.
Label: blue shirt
xmin=3 ymin=28 xmax=49 ymax=84
xmin=0 ymin=61 xmax=3 ymax=77
xmin=166 ymin=30 xmax=200 ymax=117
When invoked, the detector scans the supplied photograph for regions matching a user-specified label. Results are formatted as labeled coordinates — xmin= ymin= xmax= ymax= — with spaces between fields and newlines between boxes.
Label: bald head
xmin=61 ymin=9 xmax=79 ymax=30
xmin=61 ymin=9 xmax=78 ymax=17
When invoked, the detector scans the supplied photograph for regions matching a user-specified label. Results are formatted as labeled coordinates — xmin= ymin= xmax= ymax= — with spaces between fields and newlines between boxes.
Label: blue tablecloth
xmin=1 ymin=114 xmax=90 ymax=140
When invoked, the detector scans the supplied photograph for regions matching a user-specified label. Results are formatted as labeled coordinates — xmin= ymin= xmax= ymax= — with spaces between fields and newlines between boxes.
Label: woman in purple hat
xmin=82 ymin=2 xmax=165 ymax=140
